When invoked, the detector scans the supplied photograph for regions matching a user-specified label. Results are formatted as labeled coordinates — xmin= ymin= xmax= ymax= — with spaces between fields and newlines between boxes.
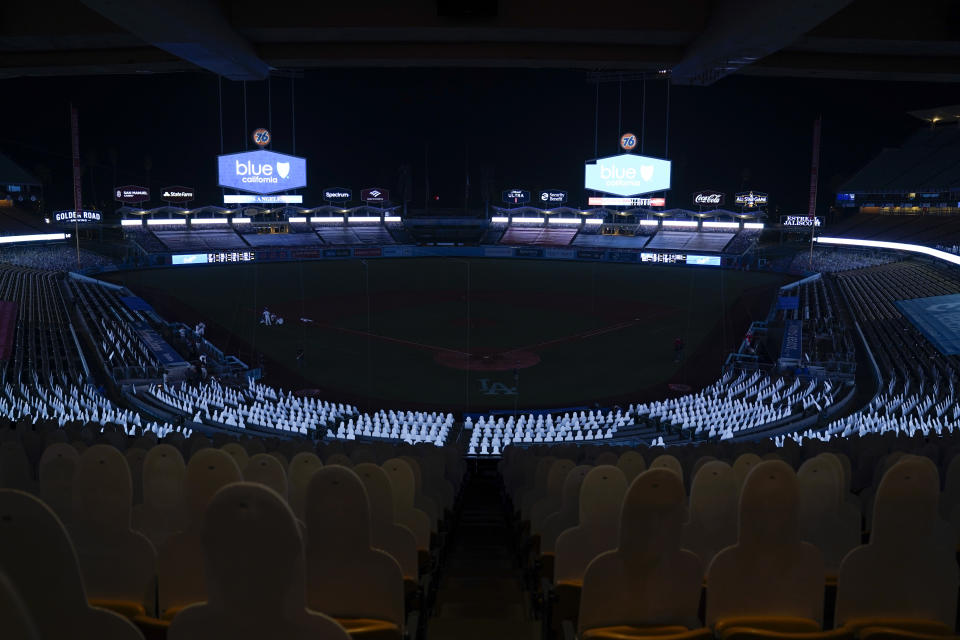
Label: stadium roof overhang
xmin=3 ymin=1 xmax=960 ymax=84
xmin=908 ymin=105 xmax=960 ymax=124
xmin=0 ymin=153 xmax=42 ymax=187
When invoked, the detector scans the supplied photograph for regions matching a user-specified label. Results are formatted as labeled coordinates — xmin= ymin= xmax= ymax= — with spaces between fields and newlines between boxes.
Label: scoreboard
xmin=172 ymin=252 xmax=256 ymax=265
xmin=208 ymin=251 xmax=255 ymax=263
xmin=641 ymin=253 xmax=721 ymax=266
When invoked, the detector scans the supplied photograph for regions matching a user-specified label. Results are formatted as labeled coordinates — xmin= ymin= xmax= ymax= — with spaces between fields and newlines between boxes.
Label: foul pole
xmin=70 ymin=104 xmax=82 ymax=269
xmin=808 ymin=115 xmax=822 ymax=271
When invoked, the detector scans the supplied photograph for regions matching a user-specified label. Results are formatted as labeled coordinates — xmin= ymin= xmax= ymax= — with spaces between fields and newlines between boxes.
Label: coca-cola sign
xmin=693 ymin=190 xmax=725 ymax=206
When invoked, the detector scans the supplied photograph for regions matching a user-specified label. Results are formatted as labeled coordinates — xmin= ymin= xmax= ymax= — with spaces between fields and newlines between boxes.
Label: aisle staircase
xmin=427 ymin=461 xmax=539 ymax=640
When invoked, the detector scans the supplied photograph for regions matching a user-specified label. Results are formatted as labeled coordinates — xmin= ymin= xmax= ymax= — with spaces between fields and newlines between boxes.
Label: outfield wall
xmin=100 ymin=243 xmax=741 ymax=276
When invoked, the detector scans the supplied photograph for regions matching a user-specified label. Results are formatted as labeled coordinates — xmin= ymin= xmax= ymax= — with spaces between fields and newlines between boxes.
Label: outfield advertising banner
xmin=515 ymin=247 xmax=544 ymax=258
xmin=895 ymin=294 xmax=960 ymax=355
xmin=544 ymin=248 xmax=576 ymax=260
xmin=685 ymin=255 xmax=722 ymax=267
xmin=577 ymin=249 xmax=606 ymax=260
xmin=217 ymin=150 xmax=307 ymax=194
xmin=584 ymin=153 xmax=671 ymax=196
xmin=172 ymin=253 xmax=208 ymax=265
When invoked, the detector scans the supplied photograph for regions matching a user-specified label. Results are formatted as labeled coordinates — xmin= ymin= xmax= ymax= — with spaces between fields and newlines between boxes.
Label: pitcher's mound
xmin=435 ymin=350 xmax=539 ymax=371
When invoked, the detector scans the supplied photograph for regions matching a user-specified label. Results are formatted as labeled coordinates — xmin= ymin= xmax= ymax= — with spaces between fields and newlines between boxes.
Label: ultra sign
xmin=217 ymin=150 xmax=307 ymax=195
xmin=584 ymin=153 xmax=671 ymax=196
xmin=503 ymin=189 xmax=531 ymax=205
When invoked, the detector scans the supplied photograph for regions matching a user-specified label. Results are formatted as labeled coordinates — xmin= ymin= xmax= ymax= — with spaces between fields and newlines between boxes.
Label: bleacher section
xmin=789 ymin=261 xmax=960 ymax=442
xmin=827 ymin=213 xmax=960 ymax=246
xmin=0 ymin=205 xmax=46 ymax=235
xmin=572 ymin=234 xmax=650 ymax=249
xmin=126 ymin=228 xmax=168 ymax=253
xmin=153 ymin=229 xmax=248 ymax=251
xmin=66 ymin=277 xmax=174 ymax=381
xmin=468 ymin=369 xmax=837 ymax=455
xmin=316 ymin=226 xmax=361 ymax=245
xmin=499 ymin=226 xmax=578 ymax=246
xmin=646 ymin=231 xmax=734 ymax=252
xmin=241 ymin=231 xmax=322 ymax=247
xmin=352 ymin=225 xmax=395 ymax=244
xmin=841 ymin=126 xmax=960 ymax=194
xmin=0 ymin=265 xmax=84 ymax=384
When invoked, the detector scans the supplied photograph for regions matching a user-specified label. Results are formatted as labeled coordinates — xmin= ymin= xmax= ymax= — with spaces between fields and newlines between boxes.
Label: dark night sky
xmin=3 ymin=68 xmax=960 ymax=215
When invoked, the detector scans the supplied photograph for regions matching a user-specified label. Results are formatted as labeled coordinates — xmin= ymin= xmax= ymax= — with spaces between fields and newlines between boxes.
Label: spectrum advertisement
xmin=584 ymin=153 xmax=671 ymax=196
xmin=217 ymin=150 xmax=307 ymax=195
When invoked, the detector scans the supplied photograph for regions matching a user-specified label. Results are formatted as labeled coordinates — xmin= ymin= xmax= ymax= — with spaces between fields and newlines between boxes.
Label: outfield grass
xmin=104 ymin=259 xmax=793 ymax=411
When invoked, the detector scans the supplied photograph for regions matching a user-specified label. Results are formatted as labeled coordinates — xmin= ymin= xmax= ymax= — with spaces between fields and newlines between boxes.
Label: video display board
xmin=217 ymin=150 xmax=307 ymax=194
xmin=585 ymin=153 xmax=671 ymax=196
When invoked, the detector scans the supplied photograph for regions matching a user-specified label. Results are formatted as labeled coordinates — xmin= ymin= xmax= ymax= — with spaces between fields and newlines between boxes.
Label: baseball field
xmin=103 ymin=258 xmax=793 ymax=412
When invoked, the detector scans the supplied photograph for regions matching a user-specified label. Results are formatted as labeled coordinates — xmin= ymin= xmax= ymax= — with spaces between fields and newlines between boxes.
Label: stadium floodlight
xmin=662 ymin=220 xmax=698 ymax=227
xmin=511 ymin=217 xmax=545 ymax=224
xmin=231 ymin=217 xmax=251 ymax=224
xmin=120 ymin=219 xmax=143 ymax=226
xmin=146 ymin=219 xmax=187 ymax=226
xmin=585 ymin=219 xmax=604 ymax=225
xmin=0 ymin=233 xmax=70 ymax=244
xmin=312 ymin=217 xmax=344 ymax=224
xmin=639 ymin=220 xmax=659 ymax=226
xmin=384 ymin=216 xmax=402 ymax=222
xmin=190 ymin=218 xmax=228 ymax=225
xmin=703 ymin=221 xmax=740 ymax=229
xmin=287 ymin=217 xmax=307 ymax=223
xmin=491 ymin=216 xmax=509 ymax=223
xmin=815 ymin=236 xmax=960 ymax=267
xmin=743 ymin=222 xmax=765 ymax=230
xmin=548 ymin=218 xmax=582 ymax=224
xmin=348 ymin=216 xmax=381 ymax=223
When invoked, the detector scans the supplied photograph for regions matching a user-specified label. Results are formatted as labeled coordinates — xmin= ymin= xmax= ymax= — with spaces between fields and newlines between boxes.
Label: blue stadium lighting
xmin=815 ymin=236 xmax=960 ymax=267
xmin=0 ymin=233 xmax=71 ymax=244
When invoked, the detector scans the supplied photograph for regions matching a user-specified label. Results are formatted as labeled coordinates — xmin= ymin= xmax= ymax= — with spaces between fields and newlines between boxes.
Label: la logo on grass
xmin=478 ymin=379 xmax=517 ymax=395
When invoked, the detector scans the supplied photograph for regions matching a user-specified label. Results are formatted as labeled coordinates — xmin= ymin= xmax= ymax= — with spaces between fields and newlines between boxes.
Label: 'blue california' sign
xmin=584 ymin=153 xmax=671 ymax=197
xmin=217 ymin=150 xmax=307 ymax=195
